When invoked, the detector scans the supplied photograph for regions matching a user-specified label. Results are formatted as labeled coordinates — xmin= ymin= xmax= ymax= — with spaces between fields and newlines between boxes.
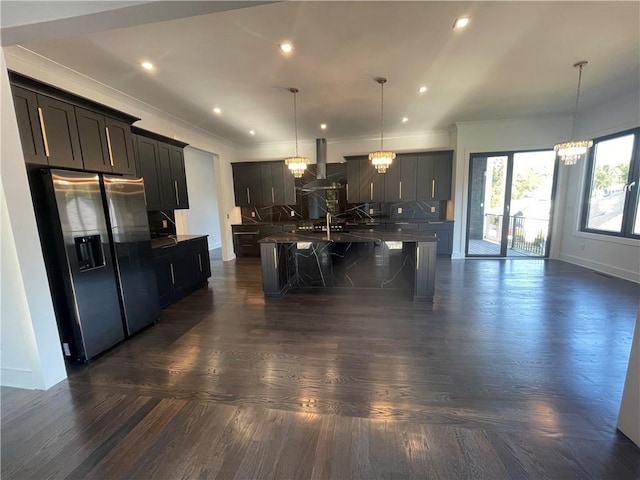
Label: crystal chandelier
xmin=369 ymin=77 xmax=395 ymax=173
xmin=284 ymin=87 xmax=309 ymax=178
xmin=554 ymin=61 xmax=593 ymax=166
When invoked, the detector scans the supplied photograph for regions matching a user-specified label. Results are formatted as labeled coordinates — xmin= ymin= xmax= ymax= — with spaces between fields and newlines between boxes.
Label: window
xmin=581 ymin=128 xmax=640 ymax=238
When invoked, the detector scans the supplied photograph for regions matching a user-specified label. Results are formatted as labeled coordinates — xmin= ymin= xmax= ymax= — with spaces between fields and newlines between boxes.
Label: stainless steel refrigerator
xmin=29 ymin=169 xmax=159 ymax=362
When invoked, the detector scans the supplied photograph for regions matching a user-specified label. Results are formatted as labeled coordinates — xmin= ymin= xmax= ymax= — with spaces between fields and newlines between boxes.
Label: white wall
xmin=0 ymin=51 xmax=67 ymax=389
xmin=175 ymin=147 xmax=222 ymax=250
xmin=556 ymin=90 xmax=640 ymax=282
xmin=618 ymin=305 xmax=640 ymax=447
xmin=4 ymin=46 xmax=240 ymax=262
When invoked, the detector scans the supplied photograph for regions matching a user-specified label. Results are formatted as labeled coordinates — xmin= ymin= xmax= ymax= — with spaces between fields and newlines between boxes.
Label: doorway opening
xmin=466 ymin=150 xmax=558 ymax=257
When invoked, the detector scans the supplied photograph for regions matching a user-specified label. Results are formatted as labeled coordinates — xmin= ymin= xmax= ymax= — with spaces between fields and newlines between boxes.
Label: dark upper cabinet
xmin=346 ymin=156 xmax=384 ymax=203
xmin=11 ymin=86 xmax=47 ymax=165
xmin=157 ymin=142 xmax=176 ymax=209
xmin=75 ymin=107 xmax=111 ymax=172
xmin=9 ymin=71 xmax=140 ymax=172
xmin=346 ymin=157 xmax=361 ymax=203
xmin=132 ymin=128 xmax=189 ymax=211
xmin=233 ymin=161 xmax=295 ymax=207
xmin=105 ymin=117 xmax=136 ymax=176
xmin=36 ymin=94 xmax=83 ymax=169
xmin=416 ymin=151 xmax=453 ymax=201
xmin=169 ymin=146 xmax=189 ymax=209
xmin=261 ymin=163 xmax=284 ymax=206
xmin=233 ymin=163 xmax=263 ymax=207
xmin=135 ymin=135 xmax=162 ymax=210
xmin=385 ymin=154 xmax=417 ymax=202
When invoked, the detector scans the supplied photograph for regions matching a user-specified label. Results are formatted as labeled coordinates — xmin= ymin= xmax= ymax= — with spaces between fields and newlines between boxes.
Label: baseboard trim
xmin=1 ymin=367 xmax=36 ymax=389
xmin=558 ymin=253 xmax=640 ymax=283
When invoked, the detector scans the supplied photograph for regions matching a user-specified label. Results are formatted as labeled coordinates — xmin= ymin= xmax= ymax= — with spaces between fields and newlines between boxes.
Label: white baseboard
xmin=1 ymin=367 xmax=36 ymax=389
xmin=559 ymin=253 xmax=640 ymax=283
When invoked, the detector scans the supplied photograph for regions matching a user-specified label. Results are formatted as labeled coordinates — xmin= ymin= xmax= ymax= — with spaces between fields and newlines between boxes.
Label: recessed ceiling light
xmin=249 ymin=130 xmax=256 ymax=135
xmin=278 ymin=42 xmax=293 ymax=53
xmin=320 ymin=123 xmax=327 ymax=130
xmin=213 ymin=107 xmax=222 ymax=114
xmin=402 ymin=117 xmax=409 ymax=123
xmin=453 ymin=16 xmax=470 ymax=29
xmin=141 ymin=61 xmax=154 ymax=70
xmin=418 ymin=86 xmax=428 ymax=93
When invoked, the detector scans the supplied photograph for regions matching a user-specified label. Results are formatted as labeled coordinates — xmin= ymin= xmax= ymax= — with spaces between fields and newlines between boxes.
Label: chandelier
xmin=284 ymin=87 xmax=310 ymax=178
xmin=554 ymin=61 xmax=593 ymax=166
xmin=369 ymin=77 xmax=395 ymax=173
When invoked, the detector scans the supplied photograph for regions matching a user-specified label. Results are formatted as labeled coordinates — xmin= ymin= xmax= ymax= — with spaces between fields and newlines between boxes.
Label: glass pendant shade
xmin=284 ymin=156 xmax=310 ymax=178
xmin=554 ymin=61 xmax=592 ymax=166
xmin=285 ymin=87 xmax=309 ymax=178
xmin=369 ymin=77 xmax=395 ymax=174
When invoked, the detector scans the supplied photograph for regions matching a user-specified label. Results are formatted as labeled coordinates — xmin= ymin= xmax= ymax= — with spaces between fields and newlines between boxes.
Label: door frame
xmin=465 ymin=149 xmax=559 ymax=258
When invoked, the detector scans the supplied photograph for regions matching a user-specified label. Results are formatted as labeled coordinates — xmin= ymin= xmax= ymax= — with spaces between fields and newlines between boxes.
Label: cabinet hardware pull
xmin=416 ymin=246 xmax=420 ymax=270
xmin=274 ymin=249 xmax=278 ymax=269
xmin=37 ymin=107 xmax=50 ymax=157
xmin=170 ymin=263 xmax=175 ymax=284
xmin=346 ymin=184 xmax=349 ymax=199
xmin=174 ymin=180 xmax=179 ymax=205
xmin=272 ymin=187 xmax=275 ymax=204
xmin=370 ymin=182 xmax=373 ymax=201
xmin=198 ymin=254 xmax=202 ymax=272
xmin=105 ymin=126 xmax=114 ymax=167
xmin=233 ymin=231 xmax=260 ymax=235
xmin=399 ymin=181 xmax=402 ymax=199
xmin=431 ymin=180 xmax=435 ymax=198
xmin=247 ymin=187 xmax=251 ymax=204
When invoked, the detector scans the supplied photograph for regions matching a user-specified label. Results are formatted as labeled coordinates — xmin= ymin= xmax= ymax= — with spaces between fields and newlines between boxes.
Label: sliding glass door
xmin=466 ymin=150 xmax=557 ymax=257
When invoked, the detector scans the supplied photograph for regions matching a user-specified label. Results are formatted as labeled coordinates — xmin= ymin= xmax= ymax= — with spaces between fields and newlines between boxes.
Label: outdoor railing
xmin=483 ymin=214 xmax=549 ymax=256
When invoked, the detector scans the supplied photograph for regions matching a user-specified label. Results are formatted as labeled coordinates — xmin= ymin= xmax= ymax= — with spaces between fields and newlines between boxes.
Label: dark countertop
xmin=151 ymin=234 xmax=208 ymax=249
xmin=233 ymin=219 xmax=453 ymax=227
xmin=259 ymin=231 xmax=437 ymax=244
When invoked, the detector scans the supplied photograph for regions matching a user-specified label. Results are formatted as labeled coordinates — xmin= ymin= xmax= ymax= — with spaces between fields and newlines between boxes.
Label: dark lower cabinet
xmin=152 ymin=237 xmax=210 ymax=308
xmin=419 ymin=222 xmax=454 ymax=256
xmin=232 ymin=224 xmax=296 ymax=257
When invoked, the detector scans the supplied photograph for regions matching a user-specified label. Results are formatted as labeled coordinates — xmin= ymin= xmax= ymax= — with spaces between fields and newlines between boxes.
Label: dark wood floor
xmin=2 ymin=254 xmax=640 ymax=479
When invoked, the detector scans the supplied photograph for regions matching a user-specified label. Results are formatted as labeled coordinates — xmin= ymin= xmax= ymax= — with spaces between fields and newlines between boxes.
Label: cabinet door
xmin=282 ymin=163 xmax=297 ymax=205
xmin=170 ymin=146 xmax=189 ymax=209
xmin=37 ymin=94 xmax=83 ymax=169
xmin=157 ymin=142 xmax=177 ymax=209
xmin=105 ymin=118 xmax=136 ymax=176
xmin=75 ymin=107 xmax=111 ymax=172
xmin=417 ymin=152 xmax=452 ymax=201
xmin=172 ymin=250 xmax=199 ymax=296
xmin=11 ymin=86 xmax=47 ymax=165
xmin=399 ymin=155 xmax=417 ymax=201
xmin=432 ymin=151 xmax=452 ymax=200
xmin=193 ymin=239 xmax=211 ymax=284
xmin=371 ymin=166 xmax=386 ymax=202
xmin=232 ymin=163 xmax=263 ymax=207
xmin=384 ymin=157 xmax=400 ymax=201
xmin=261 ymin=163 xmax=276 ymax=205
xmin=136 ymin=136 xmax=162 ymax=210
xmin=153 ymin=254 xmax=175 ymax=308
xmin=346 ymin=159 xmax=361 ymax=203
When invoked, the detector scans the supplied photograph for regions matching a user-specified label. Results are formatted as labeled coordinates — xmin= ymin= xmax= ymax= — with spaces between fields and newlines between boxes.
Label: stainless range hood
xmin=299 ymin=138 xmax=344 ymax=191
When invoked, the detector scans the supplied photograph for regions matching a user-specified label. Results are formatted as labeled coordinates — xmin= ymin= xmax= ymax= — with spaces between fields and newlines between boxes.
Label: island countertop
xmin=151 ymin=234 xmax=208 ymax=249
xmin=258 ymin=231 xmax=437 ymax=244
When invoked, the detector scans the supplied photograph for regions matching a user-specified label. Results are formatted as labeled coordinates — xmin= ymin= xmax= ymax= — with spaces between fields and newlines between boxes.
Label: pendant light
xmin=284 ymin=87 xmax=309 ymax=178
xmin=369 ymin=77 xmax=395 ymax=173
xmin=554 ymin=61 xmax=593 ymax=166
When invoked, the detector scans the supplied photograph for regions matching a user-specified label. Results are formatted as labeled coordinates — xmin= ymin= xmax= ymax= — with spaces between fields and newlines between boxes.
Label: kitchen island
xmin=259 ymin=231 xmax=437 ymax=301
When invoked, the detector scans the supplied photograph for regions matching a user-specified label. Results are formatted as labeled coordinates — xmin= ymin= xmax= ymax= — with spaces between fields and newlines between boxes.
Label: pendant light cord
xmin=571 ymin=63 xmax=584 ymax=141
xmin=380 ymin=80 xmax=385 ymax=151
xmin=293 ymin=90 xmax=299 ymax=156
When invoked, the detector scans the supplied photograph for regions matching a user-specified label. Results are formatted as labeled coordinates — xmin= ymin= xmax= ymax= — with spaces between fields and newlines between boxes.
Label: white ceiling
xmin=3 ymin=1 xmax=639 ymax=147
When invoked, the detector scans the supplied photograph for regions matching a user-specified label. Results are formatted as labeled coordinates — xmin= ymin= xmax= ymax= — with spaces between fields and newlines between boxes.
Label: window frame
xmin=580 ymin=127 xmax=640 ymax=239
